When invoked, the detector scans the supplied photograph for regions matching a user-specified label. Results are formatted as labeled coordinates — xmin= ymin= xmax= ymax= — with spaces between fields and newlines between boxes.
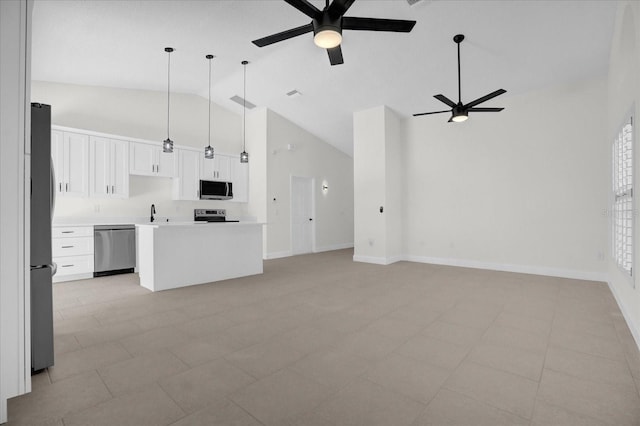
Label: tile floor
xmin=7 ymin=249 xmax=640 ymax=425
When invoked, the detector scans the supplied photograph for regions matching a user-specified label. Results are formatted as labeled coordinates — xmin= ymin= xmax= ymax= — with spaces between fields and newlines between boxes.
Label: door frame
xmin=290 ymin=175 xmax=316 ymax=255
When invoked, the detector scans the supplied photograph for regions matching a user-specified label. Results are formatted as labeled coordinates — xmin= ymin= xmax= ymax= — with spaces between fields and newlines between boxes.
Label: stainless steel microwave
xmin=199 ymin=180 xmax=233 ymax=200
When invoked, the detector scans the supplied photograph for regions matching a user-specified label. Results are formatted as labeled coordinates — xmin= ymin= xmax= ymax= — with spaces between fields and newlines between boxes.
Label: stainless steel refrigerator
xmin=30 ymin=103 xmax=55 ymax=372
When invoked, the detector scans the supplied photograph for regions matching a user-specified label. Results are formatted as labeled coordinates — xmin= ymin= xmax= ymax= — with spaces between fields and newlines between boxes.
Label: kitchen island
xmin=136 ymin=222 xmax=263 ymax=292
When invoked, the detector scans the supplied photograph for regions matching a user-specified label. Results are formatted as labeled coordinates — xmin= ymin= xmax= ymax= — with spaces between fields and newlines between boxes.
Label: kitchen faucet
xmin=150 ymin=204 xmax=156 ymax=222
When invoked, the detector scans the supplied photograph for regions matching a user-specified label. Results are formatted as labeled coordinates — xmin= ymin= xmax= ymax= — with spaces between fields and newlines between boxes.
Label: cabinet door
xmin=129 ymin=141 xmax=156 ymax=176
xmin=51 ymin=130 xmax=64 ymax=195
xmin=157 ymin=149 xmax=176 ymax=177
xmin=64 ymin=132 xmax=89 ymax=197
xmin=110 ymin=139 xmax=129 ymax=198
xmin=230 ymin=159 xmax=249 ymax=203
xmin=173 ymin=149 xmax=200 ymax=200
xmin=89 ymin=136 xmax=110 ymax=198
xmin=216 ymin=154 xmax=231 ymax=181
xmin=199 ymin=154 xmax=215 ymax=180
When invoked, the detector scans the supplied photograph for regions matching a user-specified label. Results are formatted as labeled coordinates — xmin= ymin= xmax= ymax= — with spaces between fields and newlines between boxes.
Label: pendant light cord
xmin=243 ymin=61 xmax=246 ymax=152
xmin=208 ymin=57 xmax=212 ymax=147
xmin=457 ymin=42 xmax=461 ymax=104
xmin=167 ymin=50 xmax=171 ymax=139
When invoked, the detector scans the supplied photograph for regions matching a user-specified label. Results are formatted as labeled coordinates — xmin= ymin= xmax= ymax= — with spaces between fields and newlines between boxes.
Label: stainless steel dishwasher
xmin=94 ymin=224 xmax=136 ymax=277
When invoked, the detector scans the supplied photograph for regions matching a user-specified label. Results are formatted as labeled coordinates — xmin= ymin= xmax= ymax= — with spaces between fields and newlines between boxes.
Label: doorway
xmin=291 ymin=176 xmax=315 ymax=255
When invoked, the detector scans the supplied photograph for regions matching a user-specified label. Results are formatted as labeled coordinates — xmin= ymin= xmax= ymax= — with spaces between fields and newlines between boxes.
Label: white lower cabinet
xmin=52 ymin=226 xmax=94 ymax=282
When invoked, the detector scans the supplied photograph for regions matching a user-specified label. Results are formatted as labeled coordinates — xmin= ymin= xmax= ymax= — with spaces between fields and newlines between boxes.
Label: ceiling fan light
xmin=451 ymin=114 xmax=468 ymax=123
xmin=314 ymin=29 xmax=342 ymax=49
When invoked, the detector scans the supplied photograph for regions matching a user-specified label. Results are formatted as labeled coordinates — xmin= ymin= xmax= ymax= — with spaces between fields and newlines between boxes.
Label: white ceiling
xmin=31 ymin=0 xmax=617 ymax=156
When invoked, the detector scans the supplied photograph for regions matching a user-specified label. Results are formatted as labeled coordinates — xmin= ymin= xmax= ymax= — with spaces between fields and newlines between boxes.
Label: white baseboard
xmin=315 ymin=243 xmax=354 ymax=253
xmin=607 ymin=281 xmax=640 ymax=352
xmin=353 ymin=255 xmax=403 ymax=265
xmin=264 ymin=251 xmax=291 ymax=260
xmin=404 ymin=255 xmax=608 ymax=282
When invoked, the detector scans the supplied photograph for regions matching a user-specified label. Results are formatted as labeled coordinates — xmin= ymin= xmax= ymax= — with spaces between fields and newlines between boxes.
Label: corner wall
xmin=0 ymin=0 xmax=31 ymax=421
xmin=404 ymin=79 xmax=608 ymax=280
xmin=265 ymin=109 xmax=354 ymax=258
xmin=607 ymin=1 xmax=640 ymax=348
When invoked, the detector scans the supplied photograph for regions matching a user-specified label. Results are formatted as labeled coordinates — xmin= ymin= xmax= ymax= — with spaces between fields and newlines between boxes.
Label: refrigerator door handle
xmin=51 ymin=158 xmax=56 ymax=216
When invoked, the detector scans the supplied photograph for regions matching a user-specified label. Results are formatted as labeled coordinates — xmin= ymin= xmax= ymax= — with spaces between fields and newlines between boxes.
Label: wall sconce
xmin=322 ymin=183 xmax=329 ymax=192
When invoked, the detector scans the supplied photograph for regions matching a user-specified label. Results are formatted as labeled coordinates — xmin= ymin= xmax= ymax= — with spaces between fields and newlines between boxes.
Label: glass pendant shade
xmin=204 ymin=145 xmax=214 ymax=159
xmin=163 ymin=138 xmax=174 ymax=153
xmin=163 ymin=47 xmax=175 ymax=153
xmin=240 ymin=150 xmax=249 ymax=163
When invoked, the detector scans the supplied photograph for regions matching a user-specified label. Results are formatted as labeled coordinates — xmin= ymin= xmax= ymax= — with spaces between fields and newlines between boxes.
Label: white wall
xmin=246 ymin=108 xmax=268 ymax=254
xmin=31 ymin=81 xmax=249 ymax=221
xmin=265 ymin=109 xmax=354 ymax=257
xmin=0 ymin=0 xmax=31 ymax=422
xmin=607 ymin=1 xmax=640 ymax=347
xmin=403 ymin=78 xmax=608 ymax=280
xmin=353 ymin=106 xmax=403 ymax=264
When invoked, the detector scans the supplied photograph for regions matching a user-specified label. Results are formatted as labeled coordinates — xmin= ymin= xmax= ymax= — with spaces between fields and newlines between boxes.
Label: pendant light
xmin=204 ymin=54 xmax=215 ymax=159
xmin=240 ymin=60 xmax=249 ymax=163
xmin=163 ymin=47 xmax=174 ymax=153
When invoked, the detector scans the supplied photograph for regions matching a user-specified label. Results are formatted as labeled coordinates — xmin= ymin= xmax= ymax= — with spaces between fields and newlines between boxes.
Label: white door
xmin=129 ymin=141 xmax=156 ymax=176
xmin=64 ymin=132 xmax=89 ymax=197
xmin=291 ymin=176 xmax=314 ymax=255
xmin=110 ymin=139 xmax=129 ymax=198
xmin=89 ymin=136 xmax=110 ymax=197
xmin=174 ymin=149 xmax=200 ymax=200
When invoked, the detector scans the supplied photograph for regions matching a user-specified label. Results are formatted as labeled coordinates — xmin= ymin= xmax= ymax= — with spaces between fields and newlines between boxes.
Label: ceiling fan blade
xmin=327 ymin=45 xmax=344 ymax=66
xmin=468 ymin=107 xmax=504 ymax=112
xmin=328 ymin=0 xmax=357 ymax=19
xmin=433 ymin=94 xmax=456 ymax=108
xmin=464 ymin=89 xmax=506 ymax=108
xmin=342 ymin=17 xmax=417 ymax=32
xmin=413 ymin=110 xmax=451 ymax=117
xmin=252 ymin=23 xmax=314 ymax=47
xmin=284 ymin=0 xmax=321 ymax=19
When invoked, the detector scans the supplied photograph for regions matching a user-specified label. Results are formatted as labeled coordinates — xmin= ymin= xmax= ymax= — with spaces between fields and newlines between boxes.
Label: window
xmin=613 ymin=115 xmax=633 ymax=278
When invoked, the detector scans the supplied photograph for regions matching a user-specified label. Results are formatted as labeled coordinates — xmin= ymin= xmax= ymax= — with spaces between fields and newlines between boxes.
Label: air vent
xmin=230 ymin=95 xmax=256 ymax=110
xmin=286 ymin=89 xmax=302 ymax=98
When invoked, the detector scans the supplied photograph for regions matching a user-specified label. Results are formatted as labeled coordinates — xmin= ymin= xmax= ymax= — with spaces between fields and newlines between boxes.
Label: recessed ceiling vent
xmin=286 ymin=89 xmax=302 ymax=98
xmin=406 ymin=0 xmax=423 ymax=5
xmin=230 ymin=95 xmax=256 ymax=110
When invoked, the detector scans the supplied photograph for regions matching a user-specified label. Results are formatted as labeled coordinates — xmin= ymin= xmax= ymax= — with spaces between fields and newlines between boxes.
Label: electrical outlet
xmin=368 ymin=238 xmax=374 ymax=247
xmin=597 ymin=251 xmax=605 ymax=261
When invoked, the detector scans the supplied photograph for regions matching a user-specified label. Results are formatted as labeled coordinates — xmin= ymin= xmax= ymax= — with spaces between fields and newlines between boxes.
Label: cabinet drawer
xmin=52 ymin=236 xmax=94 ymax=257
xmin=54 ymin=255 xmax=94 ymax=276
xmin=53 ymin=226 xmax=94 ymax=238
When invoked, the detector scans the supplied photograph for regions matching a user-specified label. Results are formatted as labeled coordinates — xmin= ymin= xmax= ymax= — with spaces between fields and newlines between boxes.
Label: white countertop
xmin=53 ymin=216 xmax=257 ymax=227
xmin=136 ymin=221 xmax=263 ymax=228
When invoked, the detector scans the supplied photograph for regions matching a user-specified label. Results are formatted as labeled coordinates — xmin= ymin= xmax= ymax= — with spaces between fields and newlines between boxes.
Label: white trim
xmin=314 ymin=242 xmax=354 ymax=253
xmin=353 ymin=255 xmax=402 ymax=265
xmin=264 ymin=250 xmax=291 ymax=260
xmin=607 ymin=280 xmax=640 ymax=351
xmin=403 ymin=255 xmax=608 ymax=282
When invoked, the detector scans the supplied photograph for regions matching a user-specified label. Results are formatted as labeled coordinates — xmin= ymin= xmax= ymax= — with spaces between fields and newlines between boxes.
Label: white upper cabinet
xmin=200 ymin=153 xmax=230 ymax=181
xmin=230 ymin=158 xmax=249 ymax=203
xmin=89 ymin=136 xmax=129 ymax=198
xmin=51 ymin=130 xmax=89 ymax=198
xmin=172 ymin=148 xmax=200 ymax=201
xmin=129 ymin=141 xmax=176 ymax=177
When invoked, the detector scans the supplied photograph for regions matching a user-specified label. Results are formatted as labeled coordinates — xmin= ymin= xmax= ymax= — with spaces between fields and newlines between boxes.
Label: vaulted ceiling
xmin=32 ymin=0 xmax=617 ymax=156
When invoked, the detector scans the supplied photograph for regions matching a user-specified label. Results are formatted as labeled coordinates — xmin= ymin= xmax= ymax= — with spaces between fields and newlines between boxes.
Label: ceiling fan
xmin=414 ymin=34 xmax=506 ymax=122
xmin=252 ymin=0 xmax=416 ymax=66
